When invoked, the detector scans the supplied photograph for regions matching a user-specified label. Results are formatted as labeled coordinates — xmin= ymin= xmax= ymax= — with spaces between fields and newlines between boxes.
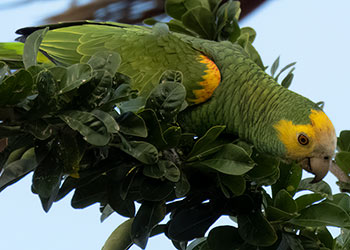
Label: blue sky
xmin=0 ymin=0 xmax=349 ymax=249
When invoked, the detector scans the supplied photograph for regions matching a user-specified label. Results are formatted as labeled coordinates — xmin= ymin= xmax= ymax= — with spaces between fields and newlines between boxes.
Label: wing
xmin=17 ymin=21 xmax=221 ymax=104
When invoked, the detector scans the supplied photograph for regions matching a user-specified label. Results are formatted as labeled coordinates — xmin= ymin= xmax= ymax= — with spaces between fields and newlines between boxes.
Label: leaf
xmin=23 ymin=28 xmax=48 ymax=69
xmin=331 ymin=193 xmax=350 ymax=213
xmin=290 ymin=202 xmax=350 ymax=228
xmin=338 ymin=130 xmax=350 ymax=152
xmin=199 ymin=144 xmax=255 ymax=175
xmin=238 ymin=210 xmax=277 ymax=246
xmin=0 ymin=69 xmax=34 ymax=106
xmin=207 ymin=226 xmax=244 ymax=250
xmin=240 ymin=27 xmax=256 ymax=43
xmin=59 ymin=110 xmax=110 ymax=146
xmin=265 ymin=205 xmax=296 ymax=222
xmin=131 ymin=201 xmax=166 ymax=249
xmin=297 ymin=178 xmax=333 ymax=199
xmin=117 ymin=112 xmax=147 ymax=137
xmin=295 ymin=193 xmax=324 ymax=211
xmin=108 ymin=184 xmax=135 ymax=218
xmin=275 ymin=62 xmax=296 ymax=82
xmin=119 ymin=140 xmax=158 ymax=165
xmin=165 ymin=0 xmax=187 ymax=20
xmin=87 ymin=51 xmax=121 ymax=75
xmin=162 ymin=160 xmax=181 ymax=182
xmin=335 ymin=151 xmax=350 ymax=174
xmin=270 ymin=56 xmax=280 ymax=77
xmin=182 ymin=7 xmax=216 ymax=39
xmin=140 ymin=178 xmax=174 ymax=201
xmin=281 ymin=71 xmax=294 ymax=89
xmin=163 ymin=126 xmax=182 ymax=148
xmin=102 ymin=218 xmax=134 ymax=250
xmin=91 ymin=109 xmax=119 ymax=133
xmin=0 ymin=148 xmax=37 ymax=192
xmin=0 ymin=61 xmax=9 ymax=84
xmin=175 ymin=173 xmax=190 ymax=198
xmin=146 ymin=80 xmax=186 ymax=121
xmin=187 ymin=125 xmax=225 ymax=160
xmin=143 ymin=163 xmax=166 ymax=179
xmin=272 ymin=162 xmax=302 ymax=197
xmin=186 ymin=238 xmax=207 ymax=250
xmin=218 ymin=174 xmax=246 ymax=196
xmin=274 ymin=189 xmax=297 ymax=214
xmin=100 ymin=204 xmax=115 ymax=223
xmin=58 ymin=63 xmax=93 ymax=94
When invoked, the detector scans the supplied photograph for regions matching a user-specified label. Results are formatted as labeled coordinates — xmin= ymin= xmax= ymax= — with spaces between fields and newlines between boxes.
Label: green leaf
xmin=165 ymin=0 xmax=187 ymax=20
xmin=146 ymin=80 xmax=186 ymax=121
xmin=270 ymin=56 xmax=280 ymax=77
xmin=275 ymin=61 xmax=296 ymax=82
xmin=102 ymin=218 xmax=134 ymax=250
xmin=117 ymin=112 xmax=147 ymax=138
xmin=131 ymin=201 xmax=166 ymax=249
xmin=23 ymin=28 xmax=48 ymax=69
xmin=187 ymin=125 xmax=225 ymax=160
xmin=139 ymin=178 xmax=174 ymax=201
xmin=200 ymin=144 xmax=255 ymax=175
xmin=331 ymin=193 xmax=350 ymax=213
xmin=87 ymin=51 xmax=121 ymax=75
xmin=58 ymin=63 xmax=93 ymax=94
xmin=175 ymin=173 xmax=190 ymax=198
xmin=265 ymin=205 xmax=296 ymax=222
xmin=238 ymin=210 xmax=277 ymax=246
xmin=240 ymin=27 xmax=256 ymax=43
xmin=274 ymin=189 xmax=297 ymax=214
xmin=163 ymin=126 xmax=182 ymax=148
xmin=207 ymin=226 xmax=244 ymax=250
xmin=0 ymin=69 xmax=34 ymax=106
xmin=218 ymin=174 xmax=245 ymax=196
xmin=59 ymin=110 xmax=110 ymax=146
xmin=272 ymin=162 xmax=302 ymax=197
xmin=0 ymin=148 xmax=37 ymax=192
xmin=290 ymin=202 xmax=350 ymax=228
xmin=338 ymin=130 xmax=350 ymax=152
xmin=186 ymin=238 xmax=207 ymax=250
xmin=24 ymin=120 xmax=53 ymax=140
xmin=281 ymin=71 xmax=294 ymax=89
xmin=334 ymin=228 xmax=350 ymax=249
xmin=119 ymin=140 xmax=158 ymax=165
xmin=336 ymin=151 xmax=350 ymax=174
xmin=0 ymin=61 xmax=9 ymax=84
xmin=143 ymin=163 xmax=166 ymax=179
xmin=297 ymin=178 xmax=333 ymax=199
xmin=182 ymin=7 xmax=216 ymax=39
xmin=247 ymin=153 xmax=280 ymax=186
xmin=295 ymin=193 xmax=324 ymax=211
xmin=91 ymin=109 xmax=119 ymax=133
xmin=161 ymin=160 xmax=180 ymax=182
xmin=316 ymin=227 xmax=334 ymax=249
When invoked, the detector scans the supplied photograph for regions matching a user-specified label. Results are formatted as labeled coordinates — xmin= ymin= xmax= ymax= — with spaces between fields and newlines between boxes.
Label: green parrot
xmin=0 ymin=21 xmax=336 ymax=182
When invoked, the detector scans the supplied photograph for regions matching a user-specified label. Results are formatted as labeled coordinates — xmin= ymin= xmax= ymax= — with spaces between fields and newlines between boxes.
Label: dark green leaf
xmin=218 ymin=174 xmax=245 ymax=196
xmin=146 ymin=80 xmax=186 ymax=121
xmin=102 ymin=218 xmax=134 ymax=250
xmin=119 ymin=140 xmax=158 ymax=165
xmin=186 ymin=238 xmax=207 ymax=250
xmin=240 ymin=27 xmax=256 ymax=43
xmin=108 ymin=184 xmax=135 ymax=218
xmin=290 ymin=202 xmax=350 ymax=228
xmin=297 ymin=178 xmax=332 ymax=199
xmin=165 ymin=0 xmax=187 ymax=20
xmin=131 ymin=201 xmax=166 ymax=249
xmin=0 ymin=69 xmax=34 ymax=106
xmin=58 ymin=63 xmax=93 ymax=94
xmin=331 ymin=193 xmax=350 ymax=213
xmin=0 ymin=148 xmax=37 ymax=192
xmin=200 ymin=144 xmax=254 ymax=175
xmin=182 ymin=7 xmax=216 ymax=39
xmin=175 ymin=173 xmax=190 ymax=198
xmin=59 ymin=110 xmax=110 ymax=146
xmin=316 ymin=227 xmax=333 ymax=249
xmin=187 ymin=125 xmax=225 ymax=160
xmin=272 ymin=162 xmax=302 ymax=197
xmin=247 ymin=153 xmax=280 ymax=186
xmin=274 ymin=189 xmax=297 ymax=213
xmin=118 ymin=96 xmax=146 ymax=113
xmin=162 ymin=160 xmax=180 ymax=182
xmin=143 ymin=163 xmax=166 ymax=179
xmin=87 ymin=51 xmax=121 ymax=75
xmin=281 ymin=71 xmax=294 ymax=89
xmin=24 ymin=119 xmax=53 ymax=140
xmin=338 ymin=130 xmax=350 ymax=152
xmin=335 ymin=151 xmax=350 ymax=174
xmin=91 ymin=109 xmax=119 ymax=133
xmin=207 ymin=226 xmax=244 ymax=250
xmin=167 ymin=19 xmax=197 ymax=36
xmin=238 ymin=210 xmax=277 ymax=246
xmin=275 ymin=62 xmax=296 ymax=82
xmin=295 ymin=193 xmax=324 ymax=211
xmin=265 ymin=205 xmax=296 ymax=222
xmin=163 ymin=126 xmax=182 ymax=148
xmin=23 ymin=28 xmax=48 ymax=69
xmin=140 ymin=178 xmax=174 ymax=201
xmin=117 ymin=112 xmax=147 ymax=138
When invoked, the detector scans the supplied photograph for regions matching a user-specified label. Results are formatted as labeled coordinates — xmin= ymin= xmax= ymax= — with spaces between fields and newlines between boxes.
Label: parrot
xmin=0 ymin=21 xmax=336 ymax=183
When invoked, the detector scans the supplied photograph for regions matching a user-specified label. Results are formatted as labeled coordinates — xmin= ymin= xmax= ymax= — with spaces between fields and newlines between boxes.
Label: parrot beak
xmin=299 ymin=157 xmax=331 ymax=183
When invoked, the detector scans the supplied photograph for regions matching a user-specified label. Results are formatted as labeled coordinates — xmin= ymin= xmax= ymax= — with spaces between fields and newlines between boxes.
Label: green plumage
xmin=0 ymin=21 xmax=321 ymax=158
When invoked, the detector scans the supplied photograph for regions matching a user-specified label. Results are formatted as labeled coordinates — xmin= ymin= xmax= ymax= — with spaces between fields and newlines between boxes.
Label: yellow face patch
xmin=190 ymin=55 xmax=221 ymax=104
xmin=274 ymin=109 xmax=336 ymax=159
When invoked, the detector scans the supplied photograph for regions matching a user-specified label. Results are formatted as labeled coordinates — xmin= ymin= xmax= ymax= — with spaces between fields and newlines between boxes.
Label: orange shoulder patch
xmin=190 ymin=55 xmax=221 ymax=104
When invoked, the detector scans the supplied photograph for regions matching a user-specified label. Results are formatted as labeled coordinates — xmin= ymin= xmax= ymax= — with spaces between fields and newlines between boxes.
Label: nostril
xmin=324 ymin=156 xmax=329 ymax=160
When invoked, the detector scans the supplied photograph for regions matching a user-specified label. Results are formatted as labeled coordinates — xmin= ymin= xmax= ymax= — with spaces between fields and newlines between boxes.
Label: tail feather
xmin=0 ymin=42 xmax=52 ymax=68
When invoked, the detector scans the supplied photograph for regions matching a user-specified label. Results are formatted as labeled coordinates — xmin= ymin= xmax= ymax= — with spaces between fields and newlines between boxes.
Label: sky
xmin=0 ymin=0 xmax=350 ymax=250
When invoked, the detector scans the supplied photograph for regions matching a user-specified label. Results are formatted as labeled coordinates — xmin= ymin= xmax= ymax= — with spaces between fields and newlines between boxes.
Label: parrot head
xmin=274 ymin=109 xmax=336 ymax=182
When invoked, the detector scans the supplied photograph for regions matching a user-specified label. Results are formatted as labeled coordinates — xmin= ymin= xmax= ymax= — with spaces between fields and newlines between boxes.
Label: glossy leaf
xmin=297 ymin=178 xmax=333 ymax=199
xmin=102 ymin=218 xmax=134 ymax=250
xmin=182 ymin=7 xmax=216 ymax=39
xmin=274 ymin=189 xmax=297 ymax=214
xmin=335 ymin=151 xmax=350 ymax=174
xmin=295 ymin=193 xmax=324 ymax=211
xmin=218 ymin=174 xmax=246 ymax=196
xmin=117 ymin=112 xmax=147 ymax=137
xmin=200 ymin=144 xmax=255 ymax=175
xmin=272 ymin=162 xmax=302 ymax=197
xmin=23 ymin=28 xmax=48 ymax=68
xmin=58 ymin=63 xmax=93 ymax=94
xmin=119 ymin=140 xmax=158 ymax=165
xmin=338 ymin=130 xmax=350 ymax=152
xmin=87 ymin=51 xmax=121 ymax=75
xmin=207 ymin=226 xmax=244 ymax=250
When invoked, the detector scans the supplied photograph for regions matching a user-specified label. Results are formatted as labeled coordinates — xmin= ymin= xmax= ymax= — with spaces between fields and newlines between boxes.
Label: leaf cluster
xmin=1 ymin=1 xmax=350 ymax=250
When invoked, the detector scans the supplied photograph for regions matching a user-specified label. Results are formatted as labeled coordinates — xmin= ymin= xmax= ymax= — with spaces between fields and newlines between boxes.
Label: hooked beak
xmin=299 ymin=157 xmax=331 ymax=183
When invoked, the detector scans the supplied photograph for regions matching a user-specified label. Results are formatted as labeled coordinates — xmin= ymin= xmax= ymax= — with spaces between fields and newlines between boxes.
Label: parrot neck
xmin=179 ymin=42 xmax=319 ymax=158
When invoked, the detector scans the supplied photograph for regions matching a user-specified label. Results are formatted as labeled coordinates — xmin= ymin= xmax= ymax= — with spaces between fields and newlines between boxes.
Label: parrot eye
xmin=298 ymin=134 xmax=309 ymax=145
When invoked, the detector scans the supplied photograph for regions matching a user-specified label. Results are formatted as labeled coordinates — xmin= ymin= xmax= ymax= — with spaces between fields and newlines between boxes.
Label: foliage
xmin=1 ymin=1 xmax=350 ymax=250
